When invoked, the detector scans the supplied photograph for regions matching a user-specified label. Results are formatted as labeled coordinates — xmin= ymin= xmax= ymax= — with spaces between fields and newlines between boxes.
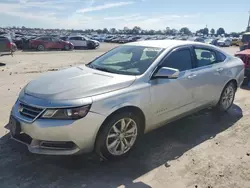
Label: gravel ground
xmin=0 ymin=44 xmax=249 ymax=188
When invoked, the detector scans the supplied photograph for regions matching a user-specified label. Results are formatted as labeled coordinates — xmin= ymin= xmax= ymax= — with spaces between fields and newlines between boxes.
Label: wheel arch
xmin=94 ymin=105 xmax=146 ymax=149
xmin=225 ymin=79 xmax=238 ymax=90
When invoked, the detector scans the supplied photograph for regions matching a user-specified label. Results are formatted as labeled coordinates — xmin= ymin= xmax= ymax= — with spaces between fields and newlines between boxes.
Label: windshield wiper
xmin=94 ymin=66 xmax=115 ymax=73
xmin=87 ymin=64 xmax=114 ymax=73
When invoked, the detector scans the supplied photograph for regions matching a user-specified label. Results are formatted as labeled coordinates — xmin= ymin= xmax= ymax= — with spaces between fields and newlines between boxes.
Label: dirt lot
xmin=0 ymin=44 xmax=249 ymax=188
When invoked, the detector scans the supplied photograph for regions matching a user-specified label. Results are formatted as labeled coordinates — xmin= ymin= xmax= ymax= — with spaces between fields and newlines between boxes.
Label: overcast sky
xmin=0 ymin=0 xmax=249 ymax=32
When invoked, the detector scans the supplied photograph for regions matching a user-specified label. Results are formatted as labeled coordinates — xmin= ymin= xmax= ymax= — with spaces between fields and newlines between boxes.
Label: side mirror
xmin=153 ymin=67 xmax=180 ymax=79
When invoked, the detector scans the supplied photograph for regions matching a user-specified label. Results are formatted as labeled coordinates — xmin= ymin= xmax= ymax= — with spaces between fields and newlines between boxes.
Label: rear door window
xmin=38 ymin=37 xmax=50 ymax=41
xmin=217 ymin=52 xmax=227 ymax=62
xmin=194 ymin=48 xmax=217 ymax=68
xmin=69 ymin=37 xmax=81 ymax=40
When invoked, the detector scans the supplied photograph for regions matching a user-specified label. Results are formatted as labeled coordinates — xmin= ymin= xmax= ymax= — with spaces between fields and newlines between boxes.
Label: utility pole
xmin=247 ymin=10 xmax=250 ymax=32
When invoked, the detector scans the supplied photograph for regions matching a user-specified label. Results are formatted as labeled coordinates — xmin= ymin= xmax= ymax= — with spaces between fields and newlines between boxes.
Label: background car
xmin=187 ymin=37 xmax=205 ymax=43
xmin=0 ymin=36 xmax=16 ymax=56
xmin=66 ymin=36 xmax=100 ymax=49
xmin=204 ymin=38 xmax=218 ymax=46
xmin=29 ymin=37 xmax=74 ymax=51
xmin=235 ymin=49 xmax=250 ymax=83
xmin=231 ymin=38 xmax=240 ymax=46
xmin=217 ymin=38 xmax=232 ymax=47
xmin=239 ymin=32 xmax=250 ymax=51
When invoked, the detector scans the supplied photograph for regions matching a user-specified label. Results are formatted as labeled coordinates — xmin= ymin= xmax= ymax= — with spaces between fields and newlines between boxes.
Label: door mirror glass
xmin=153 ymin=67 xmax=180 ymax=79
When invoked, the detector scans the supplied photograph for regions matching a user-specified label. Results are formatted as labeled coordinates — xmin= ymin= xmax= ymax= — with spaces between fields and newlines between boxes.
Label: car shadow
xmin=0 ymin=62 xmax=6 ymax=66
xmin=0 ymin=104 xmax=242 ymax=188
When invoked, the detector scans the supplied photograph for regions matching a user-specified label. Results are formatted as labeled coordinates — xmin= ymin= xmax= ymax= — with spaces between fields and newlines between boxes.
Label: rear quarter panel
xmin=223 ymin=57 xmax=245 ymax=88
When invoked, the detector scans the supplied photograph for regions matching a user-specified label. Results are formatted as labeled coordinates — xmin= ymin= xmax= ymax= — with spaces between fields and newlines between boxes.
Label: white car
xmin=217 ymin=38 xmax=232 ymax=47
xmin=67 ymin=36 xmax=100 ymax=49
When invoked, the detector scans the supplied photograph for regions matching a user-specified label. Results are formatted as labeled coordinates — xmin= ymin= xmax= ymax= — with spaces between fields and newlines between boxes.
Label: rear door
xmin=68 ymin=37 xmax=78 ymax=46
xmin=190 ymin=45 xmax=228 ymax=107
xmin=51 ymin=37 xmax=64 ymax=49
xmin=79 ymin=37 xmax=87 ymax=47
xmin=39 ymin=37 xmax=53 ymax=49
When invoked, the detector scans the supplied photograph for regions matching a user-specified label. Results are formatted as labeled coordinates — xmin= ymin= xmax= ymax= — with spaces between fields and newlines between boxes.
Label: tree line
xmin=3 ymin=26 xmax=245 ymax=37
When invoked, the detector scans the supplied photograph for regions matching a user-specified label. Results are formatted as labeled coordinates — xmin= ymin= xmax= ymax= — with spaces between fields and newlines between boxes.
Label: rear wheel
xmin=216 ymin=82 xmax=236 ymax=112
xmin=37 ymin=44 xmax=45 ymax=51
xmin=95 ymin=112 xmax=142 ymax=160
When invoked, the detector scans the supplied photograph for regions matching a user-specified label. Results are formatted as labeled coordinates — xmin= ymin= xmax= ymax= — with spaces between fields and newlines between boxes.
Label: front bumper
xmin=9 ymin=100 xmax=106 ymax=155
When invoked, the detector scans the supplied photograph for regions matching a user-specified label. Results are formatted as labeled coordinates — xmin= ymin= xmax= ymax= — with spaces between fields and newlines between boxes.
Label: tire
xmin=87 ymin=43 xmax=95 ymax=49
xmin=95 ymin=111 xmax=142 ymax=160
xmin=64 ymin=45 xmax=70 ymax=51
xmin=37 ymin=44 xmax=45 ymax=51
xmin=216 ymin=82 xmax=236 ymax=112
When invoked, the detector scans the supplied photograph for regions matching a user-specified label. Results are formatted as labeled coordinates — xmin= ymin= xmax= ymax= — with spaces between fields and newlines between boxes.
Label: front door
xmin=68 ymin=37 xmax=79 ymax=47
xmin=149 ymin=47 xmax=196 ymax=127
xmin=80 ymin=37 xmax=87 ymax=47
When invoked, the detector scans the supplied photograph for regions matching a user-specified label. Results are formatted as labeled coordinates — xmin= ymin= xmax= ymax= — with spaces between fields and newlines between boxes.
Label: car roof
xmin=235 ymin=49 xmax=250 ymax=55
xmin=124 ymin=40 xmax=212 ymax=49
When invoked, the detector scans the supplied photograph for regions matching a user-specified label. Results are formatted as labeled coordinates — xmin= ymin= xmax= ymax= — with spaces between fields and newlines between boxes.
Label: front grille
xmin=19 ymin=102 xmax=44 ymax=120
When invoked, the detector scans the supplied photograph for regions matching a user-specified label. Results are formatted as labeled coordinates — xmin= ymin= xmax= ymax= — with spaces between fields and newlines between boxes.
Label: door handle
xmin=216 ymin=67 xmax=224 ymax=72
xmin=188 ymin=74 xmax=197 ymax=79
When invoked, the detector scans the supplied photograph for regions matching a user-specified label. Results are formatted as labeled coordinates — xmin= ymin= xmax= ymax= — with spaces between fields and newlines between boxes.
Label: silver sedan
xmin=8 ymin=40 xmax=245 ymax=160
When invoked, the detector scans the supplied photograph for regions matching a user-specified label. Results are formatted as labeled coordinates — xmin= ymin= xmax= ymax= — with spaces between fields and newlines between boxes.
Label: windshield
xmin=87 ymin=45 xmax=163 ymax=75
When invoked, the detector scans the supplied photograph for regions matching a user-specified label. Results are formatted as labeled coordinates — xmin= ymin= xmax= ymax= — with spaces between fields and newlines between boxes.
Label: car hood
xmin=24 ymin=66 xmax=136 ymax=100
xmin=90 ymin=39 xmax=99 ymax=44
xmin=64 ymin=41 xmax=73 ymax=45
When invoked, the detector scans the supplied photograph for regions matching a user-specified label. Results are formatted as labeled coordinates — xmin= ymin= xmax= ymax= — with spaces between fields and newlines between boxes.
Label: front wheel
xmin=95 ymin=112 xmax=142 ymax=160
xmin=216 ymin=82 xmax=236 ymax=112
xmin=37 ymin=44 xmax=45 ymax=51
xmin=64 ymin=45 xmax=70 ymax=51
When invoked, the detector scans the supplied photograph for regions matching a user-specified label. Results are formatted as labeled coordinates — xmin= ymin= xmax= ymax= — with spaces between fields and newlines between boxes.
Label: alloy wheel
xmin=38 ymin=45 xmax=44 ymax=51
xmin=106 ymin=118 xmax=138 ymax=156
xmin=221 ymin=85 xmax=234 ymax=110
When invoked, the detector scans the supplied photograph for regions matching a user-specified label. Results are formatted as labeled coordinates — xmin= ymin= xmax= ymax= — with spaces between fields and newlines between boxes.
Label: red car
xmin=29 ymin=37 xmax=74 ymax=51
xmin=235 ymin=49 xmax=250 ymax=83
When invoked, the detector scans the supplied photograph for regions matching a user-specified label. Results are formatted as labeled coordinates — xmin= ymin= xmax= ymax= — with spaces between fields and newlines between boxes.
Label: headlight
xmin=41 ymin=105 xmax=91 ymax=120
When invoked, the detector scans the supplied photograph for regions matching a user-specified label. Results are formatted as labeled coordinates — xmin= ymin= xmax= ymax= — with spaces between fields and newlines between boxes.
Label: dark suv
xmin=235 ymin=49 xmax=250 ymax=83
